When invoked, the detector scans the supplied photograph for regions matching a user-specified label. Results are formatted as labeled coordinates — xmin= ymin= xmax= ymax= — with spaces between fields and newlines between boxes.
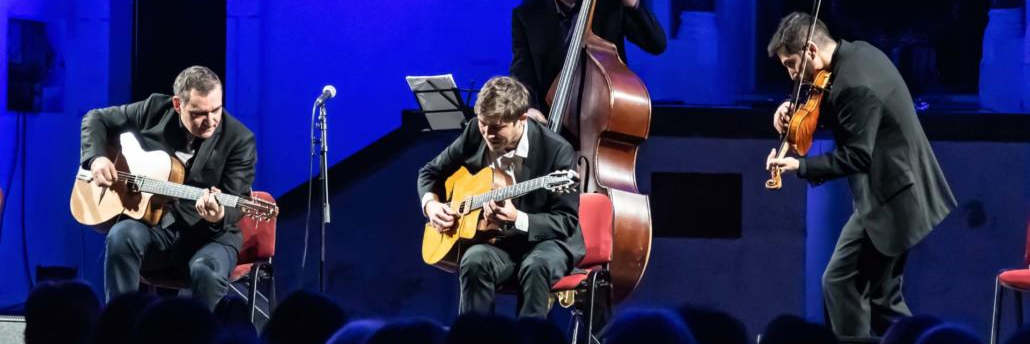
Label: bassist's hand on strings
xmin=426 ymin=200 xmax=457 ymax=233
xmin=90 ymin=156 xmax=118 ymax=187
xmin=196 ymin=187 xmax=225 ymax=223
xmin=526 ymin=108 xmax=548 ymax=125
xmin=766 ymin=149 xmax=800 ymax=173
xmin=773 ymin=101 xmax=792 ymax=134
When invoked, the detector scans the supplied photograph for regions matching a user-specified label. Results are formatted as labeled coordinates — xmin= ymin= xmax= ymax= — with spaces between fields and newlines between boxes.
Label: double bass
xmin=545 ymin=0 xmax=653 ymax=303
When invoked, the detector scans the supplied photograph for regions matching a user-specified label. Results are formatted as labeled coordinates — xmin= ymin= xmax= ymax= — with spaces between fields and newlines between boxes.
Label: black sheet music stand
xmin=410 ymin=79 xmax=474 ymax=130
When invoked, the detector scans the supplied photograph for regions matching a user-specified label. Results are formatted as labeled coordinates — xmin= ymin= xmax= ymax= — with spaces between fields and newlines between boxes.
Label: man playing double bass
xmin=764 ymin=12 xmax=956 ymax=338
xmin=511 ymin=0 xmax=666 ymax=122
xmin=417 ymin=76 xmax=584 ymax=317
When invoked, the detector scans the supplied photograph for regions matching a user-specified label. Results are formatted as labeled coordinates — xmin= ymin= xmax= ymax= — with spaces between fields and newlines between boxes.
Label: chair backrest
xmin=577 ymin=193 xmax=613 ymax=268
xmin=237 ymin=191 xmax=277 ymax=264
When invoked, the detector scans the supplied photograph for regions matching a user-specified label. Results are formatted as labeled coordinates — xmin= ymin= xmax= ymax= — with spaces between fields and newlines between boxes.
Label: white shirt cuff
xmin=515 ymin=211 xmax=529 ymax=232
xmin=421 ymin=193 xmax=437 ymax=217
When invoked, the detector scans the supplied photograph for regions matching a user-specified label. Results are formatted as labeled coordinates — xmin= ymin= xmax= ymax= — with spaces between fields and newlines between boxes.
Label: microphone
xmin=315 ymin=85 xmax=337 ymax=105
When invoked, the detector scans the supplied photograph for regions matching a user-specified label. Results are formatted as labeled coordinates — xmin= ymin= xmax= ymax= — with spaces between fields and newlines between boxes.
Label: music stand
xmin=406 ymin=74 xmax=473 ymax=130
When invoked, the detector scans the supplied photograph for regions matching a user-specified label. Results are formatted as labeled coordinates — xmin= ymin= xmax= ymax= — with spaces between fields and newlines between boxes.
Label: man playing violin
xmin=417 ymin=76 xmax=584 ymax=318
xmin=764 ymin=12 xmax=956 ymax=338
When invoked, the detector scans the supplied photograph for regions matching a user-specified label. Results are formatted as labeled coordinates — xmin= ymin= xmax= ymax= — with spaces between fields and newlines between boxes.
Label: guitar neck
xmin=131 ymin=175 xmax=240 ymax=208
xmin=467 ymin=176 xmax=551 ymax=210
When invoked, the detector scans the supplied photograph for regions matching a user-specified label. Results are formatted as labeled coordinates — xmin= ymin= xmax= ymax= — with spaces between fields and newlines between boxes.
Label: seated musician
xmin=417 ymin=76 xmax=584 ymax=317
xmin=80 ymin=65 xmax=257 ymax=310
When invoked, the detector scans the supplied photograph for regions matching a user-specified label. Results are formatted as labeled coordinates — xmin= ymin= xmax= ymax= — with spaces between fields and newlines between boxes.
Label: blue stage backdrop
xmin=1 ymin=0 xmax=1029 ymax=336
xmin=0 ymin=0 xmax=523 ymax=310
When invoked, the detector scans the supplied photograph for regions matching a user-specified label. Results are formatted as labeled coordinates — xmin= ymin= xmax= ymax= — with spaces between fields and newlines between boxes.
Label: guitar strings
xmin=104 ymin=172 xmax=275 ymax=215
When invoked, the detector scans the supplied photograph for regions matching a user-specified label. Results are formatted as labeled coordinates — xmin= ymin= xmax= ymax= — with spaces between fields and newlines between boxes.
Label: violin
xmin=765 ymin=69 xmax=831 ymax=189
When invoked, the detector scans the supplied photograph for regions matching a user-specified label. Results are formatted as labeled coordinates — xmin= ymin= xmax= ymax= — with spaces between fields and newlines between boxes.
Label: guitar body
xmin=70 ymin=133 xmax=185 ymax=233
xmin=419 ymin=166 xmax=578 ymax=273
xmin=421 ymin=166 xmax=505 ymax=273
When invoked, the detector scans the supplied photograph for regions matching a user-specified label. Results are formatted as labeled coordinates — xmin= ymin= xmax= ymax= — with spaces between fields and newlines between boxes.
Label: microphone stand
xmin=312 ymin=101 xmax=331 ymax=293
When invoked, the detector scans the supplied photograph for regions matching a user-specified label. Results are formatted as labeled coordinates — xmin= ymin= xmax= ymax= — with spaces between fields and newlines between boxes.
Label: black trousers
xmin=823 ymin=214 xmax=911 ymax=337
xmin=458 ymin=239 xmax=571 ymax=318
xmin=105 ymin=219 xmax=238 ymax=310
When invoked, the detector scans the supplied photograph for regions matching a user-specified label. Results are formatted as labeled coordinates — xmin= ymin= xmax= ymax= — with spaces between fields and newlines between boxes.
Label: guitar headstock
xmin=240 ymin=196 xmax=279 ymax=221
xmin=544 ymin=170 xmax=579 ymax=195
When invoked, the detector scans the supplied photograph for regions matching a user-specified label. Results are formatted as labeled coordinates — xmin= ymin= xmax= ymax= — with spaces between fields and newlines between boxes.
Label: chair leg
xmin=269 ymin=267 xmax=278 ymax=311
xmin=993 ymin=277 xmax=1005 ymax=344
xmin=582 ymin=270 xmax=612 ymax=344
xmin=1016 ymin=289 xmax=1024 ymax=328
xmin=584 ymin=273 xmax=599 ymax=344
xmin=569 ymin=309 xmax=581 ymax=344
xmin=248 ymin=263 xmax=260 ymax=323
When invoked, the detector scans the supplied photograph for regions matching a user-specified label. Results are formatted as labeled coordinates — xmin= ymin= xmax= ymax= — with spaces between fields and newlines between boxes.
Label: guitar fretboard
xmin=468 ymin=176 xmax=553 ymax=210
xmin=126 ymin=175 xmax=241 ymax=208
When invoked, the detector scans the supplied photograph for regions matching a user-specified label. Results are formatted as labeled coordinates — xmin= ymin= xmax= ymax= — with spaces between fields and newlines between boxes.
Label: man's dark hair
xmin=767 ymin=12 xmax=834 ymax=58
xmin=261 ymin=290 xmax=348 ymax=344
xmin=132 ymin=298 xmax=221 ymax=344
xmin=24 ymin=281 xmax=101 ymax=344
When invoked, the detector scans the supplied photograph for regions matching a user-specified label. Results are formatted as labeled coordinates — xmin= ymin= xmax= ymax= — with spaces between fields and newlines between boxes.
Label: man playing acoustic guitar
xmin=80 ymin=65 xmax=256 ymax=310
xmin=417 ymin=76 xmax=584 ymax=318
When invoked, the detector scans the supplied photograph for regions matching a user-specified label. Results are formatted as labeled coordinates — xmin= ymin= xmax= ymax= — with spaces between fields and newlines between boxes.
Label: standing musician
xmin=764 ymin=12 xmax=956 ymax=338
xmin=511 ymin=0 xmax=666 ymax=121
xmin=417 ymin=76 xmax=584 ymax=317
xmin=80 ymin=65 xmax=257 ymax=310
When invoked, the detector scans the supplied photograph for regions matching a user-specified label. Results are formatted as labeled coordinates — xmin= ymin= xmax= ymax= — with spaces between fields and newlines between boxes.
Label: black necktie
xmin=186 ymin=139 xmax=203 ymax=170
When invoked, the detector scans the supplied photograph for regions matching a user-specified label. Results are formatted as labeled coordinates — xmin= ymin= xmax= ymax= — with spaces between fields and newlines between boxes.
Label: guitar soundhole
xmin=127 ymin=181 xmax=140 ymax=193
xmin=120 ymin=186 xmax=143 ymax=211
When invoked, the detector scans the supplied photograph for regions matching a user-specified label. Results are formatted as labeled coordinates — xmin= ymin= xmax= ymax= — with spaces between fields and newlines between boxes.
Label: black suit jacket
xmin=798 ymin=40 xmax=957 ymax=256
xmin=511 ymin=0 xmax=666 ymax=110
xmin=417 ymin=120 xmax=585 ymax=264
xmin=80 ymin=93 xmax=257 ymax=251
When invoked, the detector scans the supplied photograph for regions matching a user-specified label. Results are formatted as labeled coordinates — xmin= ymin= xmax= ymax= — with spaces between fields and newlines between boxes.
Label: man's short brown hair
xmin=766 ymin=12 xmax=834 ymax=58
xmin=475 ymin=76 xmax=530 ymax=122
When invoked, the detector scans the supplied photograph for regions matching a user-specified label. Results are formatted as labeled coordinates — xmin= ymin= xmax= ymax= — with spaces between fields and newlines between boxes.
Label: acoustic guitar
xmin=422 ymin=167 xmax=578 ymax=272
xmin=70 ymin=132 xmax=277 ymax=233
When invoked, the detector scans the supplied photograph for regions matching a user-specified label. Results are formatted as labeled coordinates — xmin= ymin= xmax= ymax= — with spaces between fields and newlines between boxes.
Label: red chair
xmin=991 ymin=214 xmax=1030 ymax=344
xmin=141 ymin=191 xmax=277 ymax=324
xmin=495 ymin=193 xmax=613 ymax=342
xmin=551 ymin=193 xmax=615 ymax=344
